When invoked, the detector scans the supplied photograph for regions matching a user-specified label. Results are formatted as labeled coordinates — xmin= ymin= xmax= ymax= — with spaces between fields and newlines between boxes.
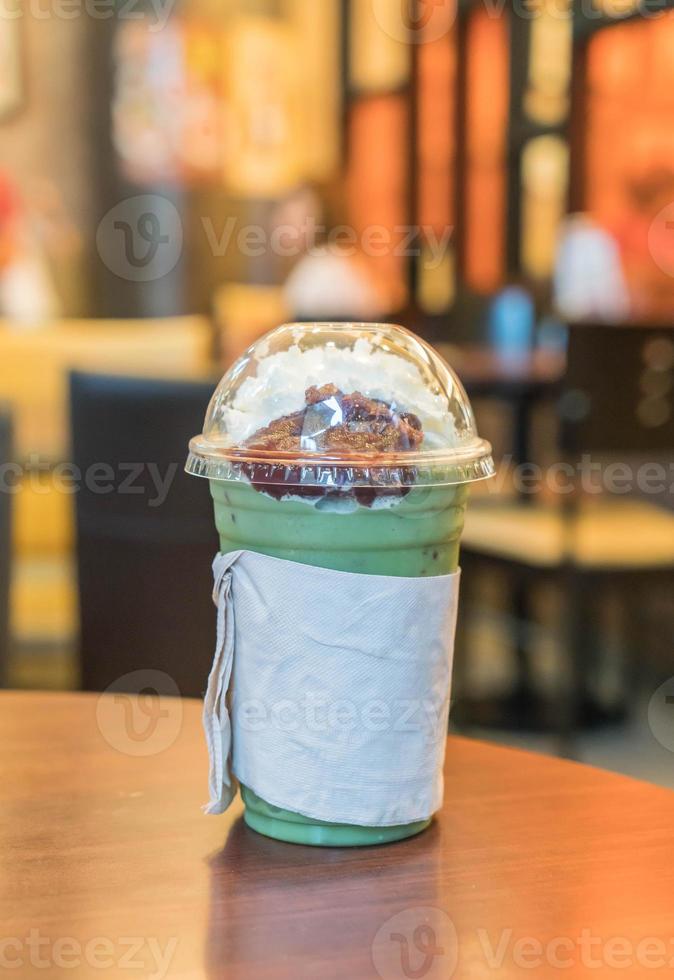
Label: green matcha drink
xmin=187 ymin=322 xmax=494 ymax=846
xmin=211 ymin=481 xmax=469 ymax=578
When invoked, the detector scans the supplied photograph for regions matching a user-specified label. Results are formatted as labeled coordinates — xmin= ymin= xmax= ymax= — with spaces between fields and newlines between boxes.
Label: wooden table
xmin=2 ymin=692 xmax=674 ymax=979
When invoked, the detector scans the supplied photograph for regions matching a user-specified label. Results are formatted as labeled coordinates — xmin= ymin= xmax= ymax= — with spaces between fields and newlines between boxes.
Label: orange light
xmin=585 ymin=14 xmax=674 ymax=321
xmin=418 ymin=32 xmax=456 ymax=235
xmin=464 ymin=8 xmax=510 ymax=293
xmin=347 ymin=95 xmax=409 ymax=309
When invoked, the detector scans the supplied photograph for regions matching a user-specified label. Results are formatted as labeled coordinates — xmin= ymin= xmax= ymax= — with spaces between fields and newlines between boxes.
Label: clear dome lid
xmin=186 ymin=322 xmax=494 ymax=495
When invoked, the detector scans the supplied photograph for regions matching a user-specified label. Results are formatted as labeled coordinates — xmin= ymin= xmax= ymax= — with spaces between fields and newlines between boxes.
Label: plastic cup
xmin=187 ymin=322 xmax=494 ymax=846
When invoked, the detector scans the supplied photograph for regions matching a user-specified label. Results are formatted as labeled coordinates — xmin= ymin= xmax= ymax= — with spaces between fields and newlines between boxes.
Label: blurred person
xmin=27 ymin=178 xmax=88 ymax=317
xmin=487 ymin=285 xmax=536 ymax=355
xmin=0 ymin=171 xmax=61 ymax=325
xmin=553 ymin=213 xmax=630 ymax=323
xmin=284 ymin=247 xmax=387 ymax=322
xmin=270 ymin=183 xmax=324 ymax=259
xmin=214 ymin=184 xmax=324 ymax=365
xmin=279 ymin=183 xmax=389 ymax=322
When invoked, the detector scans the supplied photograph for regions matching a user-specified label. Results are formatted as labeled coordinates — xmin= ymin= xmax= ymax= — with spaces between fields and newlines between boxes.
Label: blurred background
xmin=0 ymin=0 xmax=673 ymax=781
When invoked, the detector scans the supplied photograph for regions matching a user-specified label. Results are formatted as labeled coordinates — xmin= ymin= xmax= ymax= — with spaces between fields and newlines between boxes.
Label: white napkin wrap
xmin=203 ymin=550 xmax=461 ymax=827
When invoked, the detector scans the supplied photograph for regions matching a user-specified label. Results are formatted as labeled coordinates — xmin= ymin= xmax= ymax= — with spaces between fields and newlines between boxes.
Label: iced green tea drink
xmin=187 ymin=322 xmax=494 ymax=846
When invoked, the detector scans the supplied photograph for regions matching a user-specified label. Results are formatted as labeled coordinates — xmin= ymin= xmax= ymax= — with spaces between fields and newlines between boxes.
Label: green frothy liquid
xmin=210 ymin=479 xmax=468 ymax=846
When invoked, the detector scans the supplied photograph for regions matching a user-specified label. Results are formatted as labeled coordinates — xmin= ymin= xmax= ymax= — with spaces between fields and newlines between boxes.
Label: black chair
xmin=0 ymin=409 xmax=11 ymax=688
xmin=458 ymin=325 xmax=674 ymax=746
xmin=70 ymin=372 xmax=218 ymax=696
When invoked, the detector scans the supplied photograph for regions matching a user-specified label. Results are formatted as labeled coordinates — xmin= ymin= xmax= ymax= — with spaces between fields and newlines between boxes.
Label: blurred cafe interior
xmin=1 ymin=0 xmax=674 ymax=783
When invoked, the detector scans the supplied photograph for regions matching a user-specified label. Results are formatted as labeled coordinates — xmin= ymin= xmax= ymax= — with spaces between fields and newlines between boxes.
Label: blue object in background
xmin=537 ymin=315 xmax=568 ymax=354
xmin=488 ymin=286 xmax=535 ymax=354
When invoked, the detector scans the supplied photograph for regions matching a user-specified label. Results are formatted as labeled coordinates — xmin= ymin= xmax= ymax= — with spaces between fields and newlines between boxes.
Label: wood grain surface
xmin=1 ymin=691 xmax=674 ymax=979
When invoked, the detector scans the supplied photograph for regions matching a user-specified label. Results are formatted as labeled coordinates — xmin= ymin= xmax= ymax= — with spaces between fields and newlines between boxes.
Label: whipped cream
xmin=222 ymin=338 xmax=458 ymax=448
